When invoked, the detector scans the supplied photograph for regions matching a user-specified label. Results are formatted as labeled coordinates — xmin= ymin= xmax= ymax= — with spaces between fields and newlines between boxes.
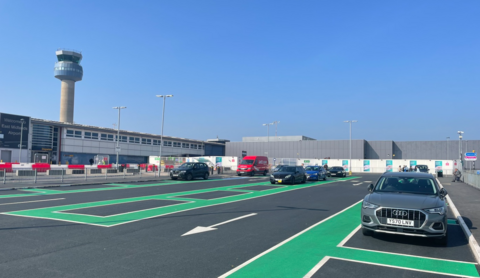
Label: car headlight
xmin=285 ymin=175 xmax=291 ymax=179
xmin=424 ymin=207 xmax=445 ymax=215
xmin=362 ymin=201 xmax=379 ymax=209
xmin=270 ymin=174 xmax=274 ymax=178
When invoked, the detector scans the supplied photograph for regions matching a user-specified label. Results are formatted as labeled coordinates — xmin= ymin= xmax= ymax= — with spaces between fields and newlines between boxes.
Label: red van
xmin=236 ymin=156 xmax=269 ymax=176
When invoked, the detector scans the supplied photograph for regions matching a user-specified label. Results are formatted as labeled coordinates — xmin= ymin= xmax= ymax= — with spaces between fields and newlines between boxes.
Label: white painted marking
xmin=437 ymin=178 xmax=480 ymax=264
xmin=0 ymin=198 xmax=65 ymax=206
xmin=319 ymin=257 xmax=478 ymax=278
xmin=303 ymin=256 xmax=331 ymax=278
xmin=218 ymin=200 xmax=363 ymax=278
xmin=182 ymin=213 xmax=257 ymax=236
xmin=350 ymin=180 xmax=359 ymax=183
xmin=337 ymin=225 xmax=361 ymax=247
xmin=364 ymin=181 xmax=372 ymax=183
xmin=353 ymin=183 xmax=362 ymax=186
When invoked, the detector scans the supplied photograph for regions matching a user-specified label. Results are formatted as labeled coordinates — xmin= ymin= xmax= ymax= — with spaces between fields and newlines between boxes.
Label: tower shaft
xmin=60 ymin=80 xmax=75 ymax=123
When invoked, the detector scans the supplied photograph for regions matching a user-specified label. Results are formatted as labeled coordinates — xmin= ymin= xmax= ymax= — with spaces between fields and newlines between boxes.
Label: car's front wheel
xmin=185 ymin=173 xmax=193 ymax=181
xmin=435 ymin=232 xmax=448 ymax=246
xmin=270 ymin=181 xmax=275 ymax=184
xmin=290 ymin=177 xmax=296 ymax=185
xmin=171 ymin=177 xmax=177 ymax=180
xmin=362 ymin=227 xmax=373 ymax=236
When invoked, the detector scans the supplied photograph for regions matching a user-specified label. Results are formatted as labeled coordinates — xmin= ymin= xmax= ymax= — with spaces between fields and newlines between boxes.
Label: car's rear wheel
xmin=185 ymin=173 xmax=193 ymax=181
xmin=362 ymin=228 xmax=373 ymax=236
xmin=203 ymin=173 xmax=209 ymax=180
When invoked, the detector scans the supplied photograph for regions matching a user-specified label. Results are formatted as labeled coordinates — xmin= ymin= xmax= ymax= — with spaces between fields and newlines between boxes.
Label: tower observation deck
xmin=54 ymin=49 xmax=83 ymax=123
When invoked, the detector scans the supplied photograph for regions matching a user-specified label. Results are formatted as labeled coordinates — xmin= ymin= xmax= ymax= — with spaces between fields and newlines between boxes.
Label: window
xmin=163 ymin=141 xmax=172 ymax=147
xmin=191 ymin=144 xmax=197 ymax=149
xmin=84 ymin=132 xmax=99 ymax=140
xmin=119 ymin=136 xmax=128 ymax=143
xmin=129 ymin=137 xmax=140 ymax=144
xmin=182 ymin=143 xmax=189 ymax=148
xmin=153 ymin=139 xmax=160 ymax=146
xmin=142 ymin=138 xmax=152 ymax=145
xmin=101 ymin=134 xmax=114 ymax=141
xmin=173 ymin=142 xmax=181 ymax=148
xmin=66 ymin=130 xmax=82 ymax=138
xmin=198 ymin=145 xmax=203 ymax=150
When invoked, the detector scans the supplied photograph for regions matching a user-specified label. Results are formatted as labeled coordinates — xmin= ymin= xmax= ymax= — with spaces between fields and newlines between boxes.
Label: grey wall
xmin=365 ymin=141 xmax=393 ymax=159
xmin=393 ymin=140 xmax=480 ymax=160
xmin=225 ymin=140 xmax=365 ymax=159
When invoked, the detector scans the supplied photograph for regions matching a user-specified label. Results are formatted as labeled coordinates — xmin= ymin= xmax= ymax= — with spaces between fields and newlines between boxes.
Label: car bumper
xmin=306 ymin=175 xmax=319 ymax=180
xmin=361 ymin=207 xmax=447 ymax=237
xmin=329 ymin=172 xmax=343 ymax=176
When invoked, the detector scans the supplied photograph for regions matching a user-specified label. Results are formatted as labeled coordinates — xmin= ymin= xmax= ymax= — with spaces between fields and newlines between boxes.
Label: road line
xmin=303 ymin=256 xmax=331 ymax=278
xmin=0 ymin=198 xmax=65 ymax=206
xmin=218 ymin=200 xmax=363 ymax=278
xmin=353 ymin=183 xmax=362 ymax=186
xmin=210 ymin=213 xmax=257 ymax=228
xmin=325 ymin=257 xmax=478 ymax=278
xmin=337 ymin=225 xmax=361 ymax=247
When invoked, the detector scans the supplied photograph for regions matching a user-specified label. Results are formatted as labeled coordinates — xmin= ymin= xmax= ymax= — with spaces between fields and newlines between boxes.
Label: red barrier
xmin=32 ymin=163 xmax=51 ymax=173
xmin=97 ymin=164 xmax=112 ymax=169
xmin=0 ymin=164 xmax=13 ymax=173
xmin=68 ymin=165 xmax=85 ymax=169
xmin=147 ymin=165 xmax=158 ymax=172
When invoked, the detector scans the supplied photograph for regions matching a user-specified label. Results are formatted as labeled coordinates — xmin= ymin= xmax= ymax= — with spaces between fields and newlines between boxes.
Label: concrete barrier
xmin=47 ymin=169 xmax=66 ymax=176
xmin=66 ymin=169 xmax=85 ymax=175
xmin=16 ymin=170 xmax=36 ymax=176
xmin=102 ymin=169 xmax=118 ymax=174
xmin=90 ymin=169 xmax=102 ymax=174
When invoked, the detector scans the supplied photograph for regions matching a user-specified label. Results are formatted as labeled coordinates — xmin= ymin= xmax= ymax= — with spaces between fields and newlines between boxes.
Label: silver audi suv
xmin=361 ymin=172 xmax=448 ymax=245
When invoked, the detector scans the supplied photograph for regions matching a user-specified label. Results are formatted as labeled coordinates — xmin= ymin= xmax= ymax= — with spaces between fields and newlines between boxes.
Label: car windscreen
xmin=240 ymin=159 xmax=254 ymax=165
xmin=374 ymin=176 xmax=438 ymax=195
xmin=331 ymin=167 xmax=343 ymax=171
xmin=417 ymin=165 xmax=428 ymax=170
xmin=279 ymin=167 xmax=295 ymax=172
xmin=180 ymin=163 xmax=195 ymax=169
xmin=305 ymin=166 xmax=320 ymax=171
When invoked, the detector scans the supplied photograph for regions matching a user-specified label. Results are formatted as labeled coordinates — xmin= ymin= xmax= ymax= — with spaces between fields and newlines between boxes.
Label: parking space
xmin=0 ymin=174 xmax=478 ymax=277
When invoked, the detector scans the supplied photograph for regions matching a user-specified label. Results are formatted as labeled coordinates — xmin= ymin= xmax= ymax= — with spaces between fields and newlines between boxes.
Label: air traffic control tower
xmin=54 ymin=49 xmax=83 ymax=123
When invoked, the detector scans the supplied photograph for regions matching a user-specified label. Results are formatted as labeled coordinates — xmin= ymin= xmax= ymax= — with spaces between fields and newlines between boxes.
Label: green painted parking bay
xmin=221 ymin=202 xmax=479 ymax=278
xmin=2 ymin=177 xmax=356 ymax=227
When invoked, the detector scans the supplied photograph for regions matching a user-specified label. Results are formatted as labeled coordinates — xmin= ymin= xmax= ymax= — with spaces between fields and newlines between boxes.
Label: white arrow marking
xmin=182 ymin=213 xmax=257 ymax=236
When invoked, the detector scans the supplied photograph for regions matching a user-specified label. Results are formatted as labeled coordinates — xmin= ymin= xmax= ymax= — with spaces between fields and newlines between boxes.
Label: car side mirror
xmin=440 ymin=188 xmax=448 ymax=198
xmin=368 ymin=184 xmax=374 ymax=193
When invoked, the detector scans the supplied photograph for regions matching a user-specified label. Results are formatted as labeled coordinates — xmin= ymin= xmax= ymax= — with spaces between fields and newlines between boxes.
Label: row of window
xmin=54 ymin=67 xmax=83 ymax=73
xmin=66 ymin=130 xmax=203 ymax=149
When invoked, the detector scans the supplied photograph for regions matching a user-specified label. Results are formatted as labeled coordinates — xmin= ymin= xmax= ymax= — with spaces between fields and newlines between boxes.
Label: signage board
xmin=304 ymin=160 xmax=310 ymax=163
xmin=0 ymin=113 xmax=30 ymax=149
xmin=342 ymin=160 xmax=349 ymax=171
xmin=241 ymin=151 xmax=247 ymax=158
xmin=465 ymin=153 xmax=477 ymax=161
xmin=386 ymin=160 xmax=393 ymax=172
xmin=435 ymin=161 xmax=443 ymax=172
xmin=322 ymin=160 xmax=328 ymax=166
xmin=363 ymin=160 xmax=370 ymax=172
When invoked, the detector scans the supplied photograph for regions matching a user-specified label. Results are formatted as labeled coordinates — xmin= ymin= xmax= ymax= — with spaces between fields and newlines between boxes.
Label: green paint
xmin=3 ymin=177 xmax=358 ymax=227
xmin=225 ymin=203 xmax=479 ymax=278
xmin=447 ymin=219 xmax=458 ymax=225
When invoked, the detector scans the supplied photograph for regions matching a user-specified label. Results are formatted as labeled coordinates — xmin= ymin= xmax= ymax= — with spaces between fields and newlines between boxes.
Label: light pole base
xmin=349 ymin=171 xmax=352 ymax=176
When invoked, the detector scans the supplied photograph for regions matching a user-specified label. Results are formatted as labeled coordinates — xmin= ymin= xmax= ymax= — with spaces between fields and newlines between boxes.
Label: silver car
xmin=361 ymin=172 xmax=448 ymax=245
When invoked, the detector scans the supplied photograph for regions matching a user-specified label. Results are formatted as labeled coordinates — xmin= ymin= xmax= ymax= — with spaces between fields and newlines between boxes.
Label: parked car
xmin=270 ymin=166 xmax=306 ymax=185
xmin=327 ymin=166 xmax=346 ymax=177
xmin=170 ymin=162 xmax=210 ymax=180
xmin=237 ymin=156 xmax=269 ymax=176
xmin=305 ymin=166 xmax=327 ymax=181
xmin=416 ymin=165 xmax=430 ymax=173
xmin=361 ymin=172 xmax=448 ymax=245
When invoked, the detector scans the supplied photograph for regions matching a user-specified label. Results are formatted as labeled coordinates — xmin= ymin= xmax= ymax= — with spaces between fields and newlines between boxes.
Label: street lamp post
xmin=19 ymin=119 xmax=24 ymax=163
xmin=156 ymin=95 xmax=174 ymax=177
xmin=344 ymin=120 xmax=357 ymax=176
xmin=458 ymin=131 xmax=464 ymax=170
xmin=446 ymin=137 xmax=450 ymax=160
xmin=263 ymin=122 xmax=273 ymax=161
xmin=112 ymin=106 xmax=126 ymax=168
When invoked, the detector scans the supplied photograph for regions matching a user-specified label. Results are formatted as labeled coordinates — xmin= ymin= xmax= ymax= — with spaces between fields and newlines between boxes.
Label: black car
xmin=327 ymin=166 xmax=347 ymax=177
xmin=170 ymin=162 xmax=210 ymax=180
xmin=416 ymin=165 xmax=430 ymax=173
xmin=270 ymin=166 xmax=306 ymax=185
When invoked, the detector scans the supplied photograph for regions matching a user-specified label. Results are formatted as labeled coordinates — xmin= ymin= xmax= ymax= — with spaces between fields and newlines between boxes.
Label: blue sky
xmin=0 ymin=0 xmax=479 ymax=142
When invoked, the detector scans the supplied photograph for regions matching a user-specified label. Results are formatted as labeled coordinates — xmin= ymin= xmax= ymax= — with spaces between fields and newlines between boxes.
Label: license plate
xmin=276 ymin=179 xmax=282 ymax=183
xmin=387 ymin=218 xmax=414 ymax=226
xmin=172 ymin=174 xmax=178 ymax=177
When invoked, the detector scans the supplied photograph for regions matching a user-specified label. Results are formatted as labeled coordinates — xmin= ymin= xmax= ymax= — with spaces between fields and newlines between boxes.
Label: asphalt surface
xmin=0 ymin=174 xmax=477 ymax=278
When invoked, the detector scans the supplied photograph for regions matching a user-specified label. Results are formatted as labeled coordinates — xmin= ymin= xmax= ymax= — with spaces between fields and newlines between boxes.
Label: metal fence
xmin=0 ymin=165 xmax=167 ymax=184
xmin=462 ymin=170 xmax=480 ymax=189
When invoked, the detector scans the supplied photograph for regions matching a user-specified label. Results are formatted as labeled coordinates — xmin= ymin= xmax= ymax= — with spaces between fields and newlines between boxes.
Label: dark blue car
xmin=305 ymin=166 xmax=327 ymax=181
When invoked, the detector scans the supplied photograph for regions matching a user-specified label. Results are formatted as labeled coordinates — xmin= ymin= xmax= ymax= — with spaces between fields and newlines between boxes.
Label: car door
xmin=193 ymin=164 xmax=201 ymax=177
xmin=295 ymin=167 xmax=302 ymax=182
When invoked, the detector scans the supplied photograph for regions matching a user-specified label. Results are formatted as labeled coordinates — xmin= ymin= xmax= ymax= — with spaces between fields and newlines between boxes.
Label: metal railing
xmin=462 ymin=170 xmax=480 ymax=189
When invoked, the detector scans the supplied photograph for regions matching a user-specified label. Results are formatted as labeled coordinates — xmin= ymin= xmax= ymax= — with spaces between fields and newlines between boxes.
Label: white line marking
xmin=364 ymin=181 xmax=372 ymax=183
xmin=437 ymin=178 xmax=480 ymax=264
xmin=353 ymin=183 xmax=363 ymax=186
xmin=182 ymin=213 xmax=257 ymax=236
xmin=218 ymin=200 xmax=363 ymax=278
xmin=324 ymin=257 xmax=477 ymax=278
xmin=337 ymin=225 xmax=361 ymax=247
xmin=3 ymin=179 xmax=350 ymax=227
xmin=303 ymin=256 xmax=331 ymax=278
xmin=0 ymin=198 xmax=65 ymax=206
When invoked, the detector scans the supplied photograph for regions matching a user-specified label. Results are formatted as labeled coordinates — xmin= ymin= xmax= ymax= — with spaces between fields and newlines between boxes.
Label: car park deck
xmin=0 ymin=174 xmax=478 ymax=277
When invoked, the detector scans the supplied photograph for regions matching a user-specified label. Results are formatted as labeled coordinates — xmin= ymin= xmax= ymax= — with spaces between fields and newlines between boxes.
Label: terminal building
xmin=0 ymin=112 xmax=225 ymax=165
